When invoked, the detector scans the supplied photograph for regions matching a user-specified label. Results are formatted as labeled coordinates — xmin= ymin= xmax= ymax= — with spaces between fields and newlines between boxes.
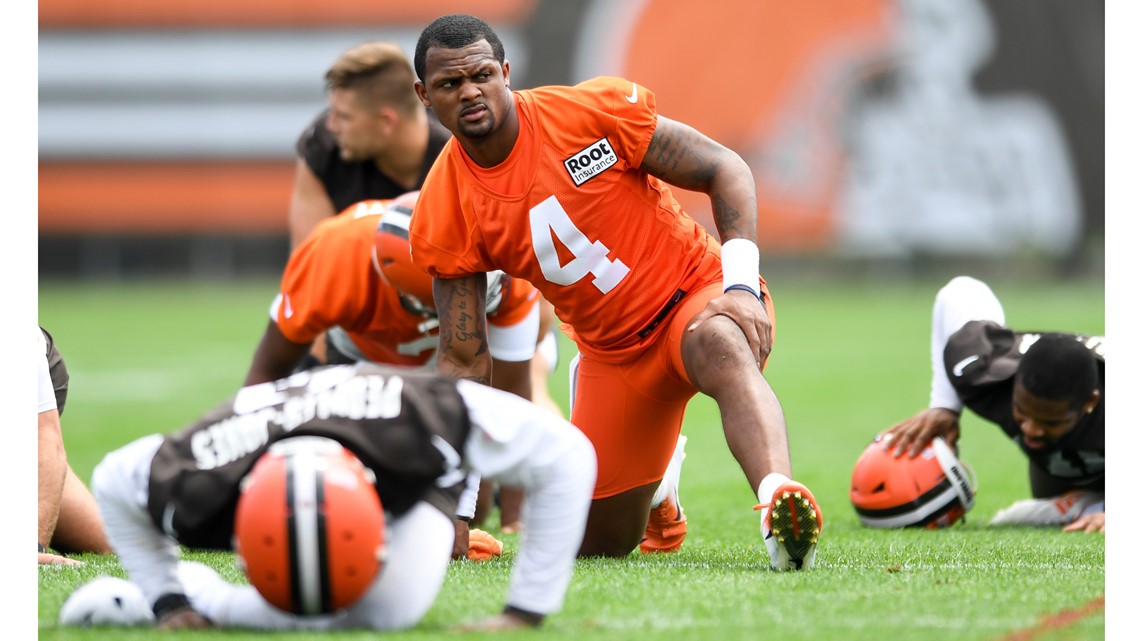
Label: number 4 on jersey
xmin=529 ymin=196 xmax=630 ymax=294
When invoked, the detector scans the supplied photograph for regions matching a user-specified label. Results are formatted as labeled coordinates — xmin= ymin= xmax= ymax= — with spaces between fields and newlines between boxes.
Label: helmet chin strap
xmin=931 ymin=437 xmax=977 ymax=512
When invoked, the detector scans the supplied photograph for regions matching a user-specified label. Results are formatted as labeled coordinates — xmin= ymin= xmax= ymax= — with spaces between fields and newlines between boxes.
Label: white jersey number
xmin=529 ymin=196 xmax=629 ymax=294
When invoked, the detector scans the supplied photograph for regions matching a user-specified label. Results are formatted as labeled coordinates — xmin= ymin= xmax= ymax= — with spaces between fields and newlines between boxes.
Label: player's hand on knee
xmin=687 ymin=291 xmax=772 ymax=364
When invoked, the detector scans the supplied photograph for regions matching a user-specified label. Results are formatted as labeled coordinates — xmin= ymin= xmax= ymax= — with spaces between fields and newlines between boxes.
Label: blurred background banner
xmin=38 ymin=0 xmax=1103 ymax=278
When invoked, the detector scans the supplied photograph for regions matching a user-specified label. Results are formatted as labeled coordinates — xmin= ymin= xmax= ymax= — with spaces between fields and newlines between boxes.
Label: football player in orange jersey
xmin=408 ymin=14 xmax=822 ymax=569
xmin=244 ymin=193 xmax=540 ymax=392
xmin=243 ymin=191 xmax=542 ymax=550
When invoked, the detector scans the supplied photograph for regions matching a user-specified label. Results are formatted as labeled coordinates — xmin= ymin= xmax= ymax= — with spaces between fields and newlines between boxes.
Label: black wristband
xmin=153 ymin=593 xmax=192 ymax=620
xmin=724 ymin=283 xmax=760 ymax=300
xmin=503 ymin=604 xmax=544 ymax=627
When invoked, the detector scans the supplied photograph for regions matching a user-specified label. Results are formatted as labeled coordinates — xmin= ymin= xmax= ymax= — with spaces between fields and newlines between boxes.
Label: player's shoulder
xmin=292 ymin=206 xmax=377 ymax=259
xmin=526 ymin=76 xmax=631 ymax=106
xmin=295 ymin=110 xmax=337 ymax=166
xmin=296 ymin=110 xmax=332 ymax=147
xmin=416 ymin=143 xmax=467 ymax=204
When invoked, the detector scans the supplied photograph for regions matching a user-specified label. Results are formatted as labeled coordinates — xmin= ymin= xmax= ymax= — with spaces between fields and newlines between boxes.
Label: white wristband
xmin=721 ymin=238 xmax=761 ymax=299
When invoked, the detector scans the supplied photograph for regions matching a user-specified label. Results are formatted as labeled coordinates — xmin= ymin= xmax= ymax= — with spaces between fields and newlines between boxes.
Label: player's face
xmin=1011 ymin=382 xmax=1082 ymax=449
xmin=416 ymin=40 xmax=511 ymax=143
xmin=326 ymin=88 xmax=385 ymax=162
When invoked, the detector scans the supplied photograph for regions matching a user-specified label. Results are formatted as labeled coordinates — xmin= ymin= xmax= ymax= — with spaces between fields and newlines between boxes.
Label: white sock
xmin=756 ymin=472 xmax=792 ymax=506
xmin=651 ymin=435 xmax=688 ymax=508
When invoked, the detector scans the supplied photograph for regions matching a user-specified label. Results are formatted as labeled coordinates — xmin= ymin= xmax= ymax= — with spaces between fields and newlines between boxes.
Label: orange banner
xmin=39 ymin=161 xmax=295 ymax=233
xmin=39 ymin=0 xmax=536 ymax=28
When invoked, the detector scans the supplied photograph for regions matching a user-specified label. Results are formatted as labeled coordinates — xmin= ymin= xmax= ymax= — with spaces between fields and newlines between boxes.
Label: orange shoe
xmin=467 ymin=528 xmax=504 ymax=562
xmin=754 ymin=481 xmax=822 ymax=570
xmin=639 ymin=495 xmax=687 ymax=553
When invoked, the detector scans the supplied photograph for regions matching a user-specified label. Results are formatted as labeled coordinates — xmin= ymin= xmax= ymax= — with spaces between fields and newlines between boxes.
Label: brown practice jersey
xmin=145 ymin=364 xmax=472 ymax=550
xmin=410 ymin=77 xmax=723 ymax=364
xmin=40 ymin=327 xmax=70 ymax=415
xmin=296 ymin=111 xmax=451 ymax=212
xmin=944 ymin=320 xmax=1105 ymax=490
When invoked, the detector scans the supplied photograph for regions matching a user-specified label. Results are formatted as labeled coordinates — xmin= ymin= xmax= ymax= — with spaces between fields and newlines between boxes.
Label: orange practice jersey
xmin=274 ymin=202 xmax=537 ymax=367
xmin=410 ymin=77 xmax=722 ymax=363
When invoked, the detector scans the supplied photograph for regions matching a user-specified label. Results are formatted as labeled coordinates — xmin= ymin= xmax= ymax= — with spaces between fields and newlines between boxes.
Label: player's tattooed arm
xmin=434 ymin=274 xmax=492 ymax=385
xmin=640 ymin=115 xmax=757 ymax=242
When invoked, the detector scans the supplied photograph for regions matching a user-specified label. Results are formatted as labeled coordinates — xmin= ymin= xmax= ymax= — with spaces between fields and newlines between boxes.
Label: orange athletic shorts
xmin=569 ymin=278 xmax=775 ymax=499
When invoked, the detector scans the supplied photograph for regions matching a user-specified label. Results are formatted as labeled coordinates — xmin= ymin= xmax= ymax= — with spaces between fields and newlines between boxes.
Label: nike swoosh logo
xmin=625 ymin=84 xmax=638 ymax=104
xmin=952 ymin=355 xmax=980 ymax=376
xmin=283 ymin=294 xmax=294 ymax=319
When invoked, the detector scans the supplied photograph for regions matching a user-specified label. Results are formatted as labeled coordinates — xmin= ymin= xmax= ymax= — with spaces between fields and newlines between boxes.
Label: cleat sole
xmin=769 ymin=490 xmax=821 ymax=562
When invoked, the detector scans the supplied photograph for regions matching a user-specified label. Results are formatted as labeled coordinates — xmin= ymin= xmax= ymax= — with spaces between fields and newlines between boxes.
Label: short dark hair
xmin=1015 ymin=333 xmax=1098 ymax=408
xmin=414 ymin=14 xmax=506 ymax=82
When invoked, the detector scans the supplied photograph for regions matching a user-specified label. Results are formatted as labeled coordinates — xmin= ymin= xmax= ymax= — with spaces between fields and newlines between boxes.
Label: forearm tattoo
xmin=437 ymin=278 xmax=489 ymax=358
xmin=711 ymin=192 xmax=746 ymax=240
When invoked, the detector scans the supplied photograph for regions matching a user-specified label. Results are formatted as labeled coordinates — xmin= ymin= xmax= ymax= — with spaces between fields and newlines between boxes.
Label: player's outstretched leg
xmin=640 ymin=435 xmax=688 ymax=553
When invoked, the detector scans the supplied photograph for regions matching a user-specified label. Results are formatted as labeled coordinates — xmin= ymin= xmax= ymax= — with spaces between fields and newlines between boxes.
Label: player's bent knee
xmin=683 ymin=316 xmax=753 ymax=372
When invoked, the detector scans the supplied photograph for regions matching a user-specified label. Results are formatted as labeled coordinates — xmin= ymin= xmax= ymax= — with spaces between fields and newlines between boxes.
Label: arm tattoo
xmin=711 ymin=192 xmax=745 ymax=240
xmin=643 ymin=117 xmax=755 ymax=242
xmin=436 ymin=277 xmax=489 ymax=358
xmin=642 ymin=119 xmax=720 ymax=191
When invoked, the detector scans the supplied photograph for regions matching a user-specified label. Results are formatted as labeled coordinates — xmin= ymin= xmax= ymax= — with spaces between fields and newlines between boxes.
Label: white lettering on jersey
xmin=191 ymin=373 xmax=405 ymax=470
xmin=563 ymin=138 xmax=618 ymax=186
xmin=350 ymin=200 xmax=389 ymax=219
xmin=190 ymin=409 xmax=275 ymax=470
xmin=1017 ymin=333 xmax=1042 ymax=354
xmin=1081 ymin=336 xmax=1105 ymax=358
xmin=530 ymin=196 xmax=630 ymax=294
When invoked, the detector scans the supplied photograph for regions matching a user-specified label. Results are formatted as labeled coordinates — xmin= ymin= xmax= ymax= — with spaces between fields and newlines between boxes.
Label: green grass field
xmin=36 ymin=275 xmax=1106 ymax=640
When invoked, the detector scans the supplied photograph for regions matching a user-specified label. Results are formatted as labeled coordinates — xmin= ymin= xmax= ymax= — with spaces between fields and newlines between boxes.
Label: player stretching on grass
xmin=408 ymin=14 xmax=822 ymax=567
xmin=884 ymin=276 xmax=1104 ymax=533
xmin=58 ymin=363 xmax=596 ymax=631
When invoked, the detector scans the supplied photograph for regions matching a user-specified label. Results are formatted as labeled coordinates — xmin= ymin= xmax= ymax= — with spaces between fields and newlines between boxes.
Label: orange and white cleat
xmin=755 ymin=481 xmax=823 ymax=570
xmin=640 ymin=435 xmax=688 ymax=554
xmin=640 ymin=494 xmax=687 ymax=553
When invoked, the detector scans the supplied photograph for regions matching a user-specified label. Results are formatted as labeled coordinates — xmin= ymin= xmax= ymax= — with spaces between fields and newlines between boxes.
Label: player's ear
xmin=414 ymin=81 xmax=431 ymax=108
xmin=1083 ymin=389 xmax=1100 ymax=414
xmin=503 ymin=60 xmax=511 ymax=88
